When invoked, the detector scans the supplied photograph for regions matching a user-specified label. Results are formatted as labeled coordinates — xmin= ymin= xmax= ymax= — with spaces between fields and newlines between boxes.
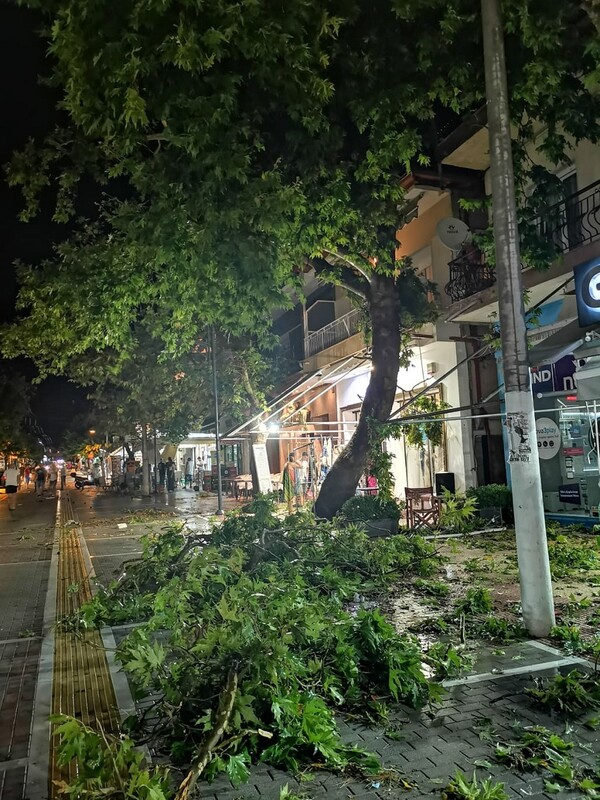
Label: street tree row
xmin=3 ymin=0 xmax=600 ymax=513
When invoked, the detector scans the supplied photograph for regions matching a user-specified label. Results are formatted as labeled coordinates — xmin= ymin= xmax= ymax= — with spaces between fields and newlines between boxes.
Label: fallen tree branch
xmin=175 ymin=665 xmax=239 ymax=800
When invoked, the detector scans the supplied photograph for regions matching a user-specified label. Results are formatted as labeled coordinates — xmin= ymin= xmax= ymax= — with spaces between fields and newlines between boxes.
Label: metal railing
xmin=445 ymin=246 xmax=496 ymax=303
xmin=445 ymin=179 xmax=600 ymax=303
xmin=534 ymin=178 xmax=600 ymax=254
xmin=305 ymin=307 xmax=362 ymax=357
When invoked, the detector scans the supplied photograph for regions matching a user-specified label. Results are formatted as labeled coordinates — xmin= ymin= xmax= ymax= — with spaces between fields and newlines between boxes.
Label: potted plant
xmin=466 ymin=484 xmax=513 ymax=524
xmin=338 ymin=494 xmax=402 ymax=537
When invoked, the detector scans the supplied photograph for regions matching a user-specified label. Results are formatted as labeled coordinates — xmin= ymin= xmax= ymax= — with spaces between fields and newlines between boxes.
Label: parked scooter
xmin=71 ymin=472 xmax=95 ymax=490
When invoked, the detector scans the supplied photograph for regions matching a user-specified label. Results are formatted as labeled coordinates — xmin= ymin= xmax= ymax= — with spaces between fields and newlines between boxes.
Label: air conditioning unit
xmin=426 ymin=362 xmax=438 ymax=376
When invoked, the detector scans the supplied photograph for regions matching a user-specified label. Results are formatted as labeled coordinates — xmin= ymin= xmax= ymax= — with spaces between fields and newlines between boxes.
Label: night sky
xmin=1 ymin=4 xmax=89 ymax=443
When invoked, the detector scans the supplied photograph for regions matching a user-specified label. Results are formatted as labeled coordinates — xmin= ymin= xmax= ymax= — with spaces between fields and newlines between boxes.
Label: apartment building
xmin=268 ymin=182 xmax=484 ymax=498
xmin=244 ymin=113 xmax=600 ymax=514
xmin=439 ymin=116 xmax=600 ymax=522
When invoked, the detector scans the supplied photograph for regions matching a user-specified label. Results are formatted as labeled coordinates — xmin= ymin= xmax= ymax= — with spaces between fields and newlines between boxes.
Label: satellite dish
xmin=436 ymin=217 xmax=471 ymax=251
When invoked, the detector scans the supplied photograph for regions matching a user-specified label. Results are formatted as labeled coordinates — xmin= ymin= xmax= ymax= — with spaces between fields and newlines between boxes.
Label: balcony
xmin=304 ymin=308 xmax=362 ymax=357
xmin=445 ymin=246 xmax=496 ymax=303
xmin=535 ymin=179 xmax=600 ymax=254
xmin=445 ymin=180 xmax=600 ymax=303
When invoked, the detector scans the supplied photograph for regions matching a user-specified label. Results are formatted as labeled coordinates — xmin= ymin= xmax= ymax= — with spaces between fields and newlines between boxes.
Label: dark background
xmin=1 ymin=2 xmax=89 ymax=443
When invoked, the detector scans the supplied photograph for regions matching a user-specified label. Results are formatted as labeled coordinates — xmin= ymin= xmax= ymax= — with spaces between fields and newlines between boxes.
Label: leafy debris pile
xmin=60 ymin=497 xmax=443 ymax=794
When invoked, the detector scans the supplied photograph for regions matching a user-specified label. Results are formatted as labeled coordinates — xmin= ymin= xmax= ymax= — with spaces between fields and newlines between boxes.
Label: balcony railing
xmin=445 ymin=179 xmax=600 ymax=303
xmin=445 ymin=247 xmax=496 ymax=303
xmin=534 ymin=179 xmax=600 ymax=254
xmin=305 ymin=307 xmax=362 ymax=357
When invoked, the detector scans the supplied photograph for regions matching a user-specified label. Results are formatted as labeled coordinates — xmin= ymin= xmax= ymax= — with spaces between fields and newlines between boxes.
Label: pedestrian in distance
xmin=92 ymin=461 xmax=102 ymax=487
xmin=185 ymin=457 xmax=193 ymax=489
xmin=158 ymin=459 xmax=166 ymax=492
xmin=195 ymin=458 xmax=205 ymax=491
xmin=35 ymin=464 xmax=46 ymax=500
xmin=166 ymin=457 xmax=176 ymax=492
xmin=281 ymin=453 xmax=302 ymax=515
xmin=48 ymin=462 xmax=58 ymax=496
xmin=4 ymin=461 xmax=19 ymax=512
xmin=60 ymin=462 xmax=67 ymax=490
xmin=24 ymin=466 xmax=31 ymax=490
xmin=298 ymin=452 xmax=310 ymax=506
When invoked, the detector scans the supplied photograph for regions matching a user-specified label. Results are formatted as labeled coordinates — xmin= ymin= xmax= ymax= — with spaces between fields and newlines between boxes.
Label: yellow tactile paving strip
xmin=49 ymin=493 xmax=121 ymax=797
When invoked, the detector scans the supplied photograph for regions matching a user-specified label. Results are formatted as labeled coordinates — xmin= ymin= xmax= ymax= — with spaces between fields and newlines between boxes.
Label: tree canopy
xmin=4 ymin=0 xmax=600 ymax=511
xmin=0 ymin=367 xmax=38 ymax=459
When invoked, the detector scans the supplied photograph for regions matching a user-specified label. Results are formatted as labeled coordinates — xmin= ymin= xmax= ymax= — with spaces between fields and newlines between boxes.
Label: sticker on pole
xmin=506 ymin=412 xmax=532 ymax=463
xmin=535 ymin=417 xmax=561 ymax=460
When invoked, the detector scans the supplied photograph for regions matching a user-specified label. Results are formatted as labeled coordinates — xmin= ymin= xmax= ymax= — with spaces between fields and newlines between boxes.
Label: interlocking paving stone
xmin=178 ymin=665 xmax=600 ymax=799
xmin=0 ymin=490 xmax=55 ymax=800
xmin=0 ymin=765 xmax=26 ymax=800
xmin=86 ymin=536 xmax=144 ymax=558
xmin=0 ymin=563 xmax=50 ymax=641
xmin=0 ymin=641 xmax=40 ymax=763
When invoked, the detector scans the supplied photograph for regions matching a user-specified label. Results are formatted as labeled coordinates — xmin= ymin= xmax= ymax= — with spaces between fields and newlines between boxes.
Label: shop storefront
xmin=527 ymin=257 xmax=600 ymax=525
xmin=533 ymin=388 xmax=600 ymax=523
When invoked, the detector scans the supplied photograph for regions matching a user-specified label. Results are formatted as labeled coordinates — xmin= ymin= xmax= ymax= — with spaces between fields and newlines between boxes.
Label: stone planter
xmin=362 ymin=518 xmax=398 ymax=538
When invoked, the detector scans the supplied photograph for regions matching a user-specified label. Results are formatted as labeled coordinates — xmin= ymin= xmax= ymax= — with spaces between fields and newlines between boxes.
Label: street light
xmin=211 ymin=326 xmax=224 ymax=516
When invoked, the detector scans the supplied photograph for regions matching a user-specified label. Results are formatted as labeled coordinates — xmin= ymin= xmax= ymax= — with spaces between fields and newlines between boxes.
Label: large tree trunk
xmin=314 ymin=273 xmax=400 ymax=519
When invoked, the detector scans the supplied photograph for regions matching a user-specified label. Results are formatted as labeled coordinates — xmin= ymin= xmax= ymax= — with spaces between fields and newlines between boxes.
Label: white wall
xmin=337 ymin=368 xmax=372 ymax=412
xmin=335 ymin=341 xmax=477 ymax=498
xmin=484 ymin=135 xmax=600 ymax=196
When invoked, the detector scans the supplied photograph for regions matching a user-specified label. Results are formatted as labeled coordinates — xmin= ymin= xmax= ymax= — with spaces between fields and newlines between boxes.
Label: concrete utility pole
xmin=211 ymin=326 xmax=224 ymax=516
xmin=481 ymin=0 xmax=555 ymax=635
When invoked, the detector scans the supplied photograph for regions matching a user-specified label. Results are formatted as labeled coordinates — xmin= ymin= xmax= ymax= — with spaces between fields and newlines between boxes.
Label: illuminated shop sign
xmin=575 ymin=256 xmax=600 ymax=327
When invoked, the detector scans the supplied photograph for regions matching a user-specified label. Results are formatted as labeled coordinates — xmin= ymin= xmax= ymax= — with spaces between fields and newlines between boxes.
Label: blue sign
xmin=575 ymin=256 xmax=600 ymax=327
xmin=531 ymin=354 xmax=580 ymax=394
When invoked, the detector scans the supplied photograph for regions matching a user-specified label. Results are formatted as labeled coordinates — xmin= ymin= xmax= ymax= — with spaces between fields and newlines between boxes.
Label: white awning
xmin=224 ymin=351 xmax=369 ymax=438
xmin=528 ymin=319 xmax=588 ymax=367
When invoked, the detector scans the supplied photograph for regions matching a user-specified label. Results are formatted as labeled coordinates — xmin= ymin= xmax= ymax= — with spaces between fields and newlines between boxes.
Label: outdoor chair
xmin=405 ymin=487 xmax=442 ymax=531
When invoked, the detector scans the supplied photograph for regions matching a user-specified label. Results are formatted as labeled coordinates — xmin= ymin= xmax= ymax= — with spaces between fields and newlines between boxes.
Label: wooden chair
xmin=405 ymin=487 xmax=441 ymax=531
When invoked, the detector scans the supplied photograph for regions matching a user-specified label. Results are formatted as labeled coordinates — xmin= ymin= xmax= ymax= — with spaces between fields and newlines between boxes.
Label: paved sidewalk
xmin=71 ymin=495 xmax=600 ymax=800
xmin=3 ymin=486 xmax=600 ymax=800
xmin=199 ymin=660 xmax=598 ymax=800
xmin=0 ymin=484 xmax=227 ymax=800
xmin=0 ymin=487 xmax=56 ymax=800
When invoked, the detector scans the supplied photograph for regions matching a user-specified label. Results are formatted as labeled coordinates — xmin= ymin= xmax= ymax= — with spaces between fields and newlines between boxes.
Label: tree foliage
xmin=4 ymin=0 xmax=600 ymax=510
xmin=0 ymin=367 xmax=38 ymax=458
xmin=65 ymin=498 xmax=442 ymax=791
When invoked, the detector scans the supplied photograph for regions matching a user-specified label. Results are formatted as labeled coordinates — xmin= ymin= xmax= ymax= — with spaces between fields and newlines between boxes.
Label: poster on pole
xmin=506 ymin=412 xmax=532 ymax=463
xmin=252 ymin=443 xmax=273 ymax=493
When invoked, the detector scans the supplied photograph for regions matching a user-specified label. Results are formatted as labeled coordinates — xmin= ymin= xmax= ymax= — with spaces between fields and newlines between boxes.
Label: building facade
xmin=267 ymin=113 xmax=600 ymax=510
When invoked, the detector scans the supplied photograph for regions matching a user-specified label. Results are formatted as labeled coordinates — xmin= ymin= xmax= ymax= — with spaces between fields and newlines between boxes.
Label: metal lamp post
xmin=211 ymin=326 xmax=224 ymax=516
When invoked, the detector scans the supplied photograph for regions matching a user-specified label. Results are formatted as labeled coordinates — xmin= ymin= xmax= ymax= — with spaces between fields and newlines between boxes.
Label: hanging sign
xmin=535 ymin=417 xmax=561 ymax=460
xmin=252 ymin=443 xmax=273 ymax=494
